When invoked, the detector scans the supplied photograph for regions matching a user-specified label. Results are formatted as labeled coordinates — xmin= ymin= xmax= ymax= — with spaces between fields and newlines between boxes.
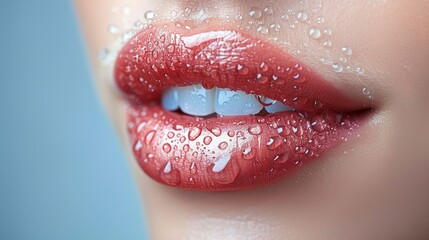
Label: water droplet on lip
xmin=273 ymin=152 xmax=290 ymax=164
xmin=160 ymin=161 xmax=181 ymax=186
xmin=248 ymin=125 xmax=263 ymax=135
xmin=203 ymin=136 xmax=213 ymax=145
xmin=162 ymin=143 xmax=172 ymax=153
xmin=188 ymin=127 xmax=202 ymax=141
xmin=242 ymin=146 xmax=256 ymax=160
xmin=218 ymin=142 xmax=229 ymax=150
xmin=207 ymin=155 xmax=240 ymax=184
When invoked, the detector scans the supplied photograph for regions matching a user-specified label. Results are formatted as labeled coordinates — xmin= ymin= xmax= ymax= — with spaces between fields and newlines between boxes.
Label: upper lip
xmin=115 ymin=22 xmax=367 ymax=113
xmin=114 ymin=21 xmax=370 ymax=191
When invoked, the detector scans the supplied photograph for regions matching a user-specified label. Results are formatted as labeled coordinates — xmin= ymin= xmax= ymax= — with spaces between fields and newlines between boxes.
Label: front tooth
xmin=162 ymin=88 xmax=180 ymax=111
xmin=178 ymin=84 xmax=215 ymax=116
xmin=264 ymin=98 xmax=294 ymax=113
xmin=215 ymin=88 xmax=263 ymax=116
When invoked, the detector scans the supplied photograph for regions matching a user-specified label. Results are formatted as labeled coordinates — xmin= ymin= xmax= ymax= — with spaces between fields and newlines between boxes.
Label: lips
xmin=115 ymin=23 xmax=367 ymax=191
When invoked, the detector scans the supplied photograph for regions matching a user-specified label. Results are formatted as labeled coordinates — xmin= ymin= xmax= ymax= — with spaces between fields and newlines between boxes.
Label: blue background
xmin=0 ymin=1 xmax=148 ymax=239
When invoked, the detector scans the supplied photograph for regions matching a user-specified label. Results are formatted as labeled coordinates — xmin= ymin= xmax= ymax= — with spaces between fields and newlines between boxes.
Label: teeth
xmin=162 ymin=88 xmax=180 ymax=111
xmin=178 ymin=84 xmax=216 ymax=116
xmin=214 ymin=88 xmax=263 ymax=116
xmin=264 ymin=98 xmax=295 ymax=113
xmin=162 ymin=84 xmax=294 ymax=116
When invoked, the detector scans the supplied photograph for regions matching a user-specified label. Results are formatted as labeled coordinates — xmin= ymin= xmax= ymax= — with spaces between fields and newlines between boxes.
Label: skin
xmin=75 ymin=1 xmax=429 ymax=239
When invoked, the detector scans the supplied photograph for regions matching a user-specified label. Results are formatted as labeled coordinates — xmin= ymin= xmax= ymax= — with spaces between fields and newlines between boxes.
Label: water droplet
xmin=188 ymin=127 xmax=202 ymax=141
xmin=162 ymin=143 xmax=172 ymax=153
xmin=332 ymin=62 xmax=343 ymax=73
xmin=264 ymin=7 xmax=274 ymax=15
xmin=183 ymin=144 xmax=190 ymax=152
xmin=311 ymin=116 xmax=327 ymax=132
xmin=267 ymin=136 xmax=282 ymax=150
xmin=296 ymin=11 xmax=308 ymax=22
xmin=145 ymin=130 xmax=156 ymax=145
xmin=323 ymin=29 xmax=332 ymax=36
xmin=209 ymin=127 xmax=222 ymax=137
xmin=273 ymin=152 xmax=290 ymax=164
xmin=190 ymin=162 xmax=197 ymax=174
xmin=256 ymin=25 xmax=269 ymax=34
xmin=167 ymin=132 xmax=175 ymax=139
xmin=356 ymin=67 xmax=365 ymax=75
xmin=167 ymin=44 xmax=175 ymax=53
xmin=108 ymin=24 xmax=120 ymax=34
xmin=362 ymin=87 xmax=371 ymax=96
xmin=227 ymin=131 xmax=235 ymax=137
xmin=281 ymin=13 xmax=289 ymax=21
xmin=341 ymin=46 xmax=353 ymax=56
xmin=160 ymin=161 xmax=181 ymax=186
xmin=308 ymin=27 xmax=322 ymax=39
xmin=179 ymin=136 xmax=186 ymax=143
xmin=248 ymin=125 xmax=263 ymax=135
xmin=242 ymin=146 xmax=256 ymax=160
xmin=203 ymin=136 xmax=213 ymax=145
xmin=207 ymin=155 xmax=240 ymax=184
xmin=314 ymin=100 xmax=325 ymax=109
xmin=218 ymin=142 xmax=228 ymax=150
xmin=323 ymin=40 xmax=332 ymax=47
xmin=249 ymin=7 xmax=263 ymax=19
xmin=269 ymin=23 xmax=281 ymax=32
xmin=317 ymin=17 xmax=325 ymax=24
xmin=144 ymin=10 xmax=155 ymax=21
xmin=237 ymin=64 xmax=249 ymax=75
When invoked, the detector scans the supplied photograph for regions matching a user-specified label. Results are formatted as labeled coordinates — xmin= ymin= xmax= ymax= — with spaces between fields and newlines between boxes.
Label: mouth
xmin=115 ymin=22 xmax=370 ymax=191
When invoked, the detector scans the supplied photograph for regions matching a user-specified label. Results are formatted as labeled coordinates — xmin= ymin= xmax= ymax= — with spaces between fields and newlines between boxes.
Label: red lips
xmin=115 ymin=23 xmax=366 ymax=191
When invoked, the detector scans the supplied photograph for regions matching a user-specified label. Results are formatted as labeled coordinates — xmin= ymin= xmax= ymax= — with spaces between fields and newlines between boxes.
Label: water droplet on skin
xmin=362 ymin=87 xmax=371 ymax=96
xmin=144 ymin=10 xmax=155 ymax=21
xmin=163 ymin=143 xmax=172 ymax=153
xmin=269 ymin=23 xmax=281 ymax=32
xmin=356 ymin=67 xmax=365 ymax=75
xmin=218 ymin=142 xmax=229 ymax=150
xmin=332 ymin=62 xmax=343 ymax=73
xmin=237 ymin=64 xmax=250 ymax=75
xmin=188 ymin=127 xmax=202 ymax=141
xmin=160 ymin=161 xmax=181 ymax=186
xmin=249 ymin=7 xmax=263 ymax=19
xmin=203 ymin=136 xmax=213 ymax=145
xmin=227 ymin=131 xmax=235 ymax=137
xmin=256 ymin=25 xmax=269 ymax=34
xmin=317 ymin=17 xmax=325 ymax=24
xmin=323 ymin=40 xmax=332 ymax=47
xmin=108 ymin=24 xmax=120 ymax=34
xmin=308 ymin=27 xmax=321 ymax=39
xmin=341 ymin=46 xmax=353 ymax=56
xmin=296 ymin=11 xmax=308 ymax=22
xmin=248 ymin=125 xmax=263 ymax=135
xmin=323 ymin=29 xmax=332 ymax=36
xmin=264 ymin=7 xmax=274 ymax=15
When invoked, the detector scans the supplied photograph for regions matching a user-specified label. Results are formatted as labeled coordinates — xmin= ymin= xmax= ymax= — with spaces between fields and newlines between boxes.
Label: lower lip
xmin=127 ymin=103 xmax=363 ymax=191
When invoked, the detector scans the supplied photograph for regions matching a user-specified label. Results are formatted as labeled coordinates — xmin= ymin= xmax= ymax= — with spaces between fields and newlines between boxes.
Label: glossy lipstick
xmin=115 ymin=23 xmax=365 ymax=191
